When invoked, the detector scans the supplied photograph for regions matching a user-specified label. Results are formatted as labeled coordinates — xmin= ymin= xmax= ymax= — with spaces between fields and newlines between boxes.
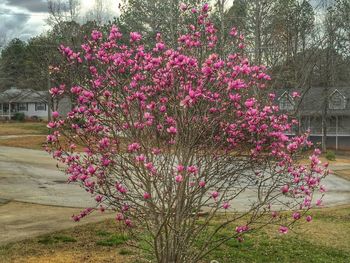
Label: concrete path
xmin=0 ymin=201 xmax=113 ymax=245
xmin=1 ymin=146 xmax=350 ymax=209
xmin=0 ymin=146 xmax=94 ymax=207
xmin=0 ymin=146 xmax=349 ymax=244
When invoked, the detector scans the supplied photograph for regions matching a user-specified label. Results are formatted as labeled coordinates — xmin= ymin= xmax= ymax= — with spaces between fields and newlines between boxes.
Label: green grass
xmin=119 ymin=248 xmax=134 ymax=255
xmin=96 ymin=233 xmax=129 ymax=247
xmin=205 ymin=231 xmax=349 ymax=263
xmin=0 ymin=122 xmax=48 ymax=136
xmin=37 ymin=235 xmax=77 ymax=245
xmin=0 ymin=206 xmax=349 ymax=262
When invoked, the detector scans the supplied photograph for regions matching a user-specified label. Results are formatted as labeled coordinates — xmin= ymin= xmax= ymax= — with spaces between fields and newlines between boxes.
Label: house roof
xmin=275 ymin=86 xmax=350 ymax=116
xmin=0 ymin=87 xmax=48 ymax=104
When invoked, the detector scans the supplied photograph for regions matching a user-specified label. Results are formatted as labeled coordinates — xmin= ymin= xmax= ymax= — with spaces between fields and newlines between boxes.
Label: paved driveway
xmin=0 ymin=146 xmax=350 ymax=244
xmin=0 ymin=146 xmax=94 ymax=207
xmin=1 ymin=146 xmax=350 ymax=209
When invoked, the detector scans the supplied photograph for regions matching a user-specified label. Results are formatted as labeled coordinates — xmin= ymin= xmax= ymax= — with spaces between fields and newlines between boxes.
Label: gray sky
xmin=0 ymin=0 xmax=330 ymax=45
xmin=0 ymin=0 xmax=50 ymax=42
xmin=0 ymin=0 xmax=119 ymax=43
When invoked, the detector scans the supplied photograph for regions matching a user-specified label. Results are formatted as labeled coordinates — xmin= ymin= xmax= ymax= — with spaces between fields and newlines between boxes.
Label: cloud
xmin=0 ymin=4 xmax=49 ymax=44
xmin=5 ymin=0 xmax=48 ymax=13
xmin=0 ymin=11 xmax=30 ymax=40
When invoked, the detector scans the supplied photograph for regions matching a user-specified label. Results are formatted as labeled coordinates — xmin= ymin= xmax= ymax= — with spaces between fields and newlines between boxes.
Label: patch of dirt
xmin=0 ymin=136 xmax=46 ymax=150
xmin=9 ymin=251 xmax=132 ymax=263
xmin=0 ymin=201 xmax=114 ymax=246
xmin=0 ymin=212 xmax=136 ymax=263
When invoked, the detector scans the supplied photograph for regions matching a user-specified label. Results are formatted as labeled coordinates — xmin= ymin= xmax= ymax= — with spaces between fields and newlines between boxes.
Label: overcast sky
xmin=0 ymin=0 xmax=330 ymax=46
xmin=0 ymin=0 xmax=120 ymax=44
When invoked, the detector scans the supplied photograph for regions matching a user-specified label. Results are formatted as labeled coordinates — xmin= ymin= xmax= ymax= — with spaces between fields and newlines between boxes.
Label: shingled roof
xmin=0 ymin=87 xmax=48 ymax=104
xmin=275 ymin=86 xmax=350 ymax=116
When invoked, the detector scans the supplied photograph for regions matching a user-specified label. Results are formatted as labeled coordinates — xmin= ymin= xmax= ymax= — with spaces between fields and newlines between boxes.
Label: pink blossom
xmin=143 ymin=192 xmax=151 ymax=199
xmin=152 ymin=148 xmax=161 ymax=155
xmin=87 ymin=165 xmax=96 ymax=175
xmin=135 ymin=154 xmax=146 ymax=163
xmin=222 ymin=202 xmax=230 ymax=209
xmin=187 ymin=166 xmax=198 ymax=174
xmin=177 ymin=165 xmax=185 ymax=173
xmin=279 ymin=226 xmax=288 ymax=234
xmin=125 ymin=219 xmax=132 ymax=227
xmin=99 ymin=137 xmax=110 ymax=149
xmin=244 ymin=98 xmax=256 ymax=108
xmin=128 ymin=142 xmax=141 ymax=152
xmin=292 ymin=212 xmax=301 ymax=220
xmin=145 ymin=162 xmax=154 ymax=171
xmin=175 ymin=175 xmax=183 ymax=183
xmin=292 ymin=92 xmax=301 ymax=98
xmin=180 ymin=3 xmax=187 ymax=11
xmin=52 ymin=111 xmax=59 ymax=118
xmin=130 ymin=32 xmax=142 ymax=42
xmin=115 ymin=213 xmax=124 ymax=221
xmin=91 ymin=30 xmax=102 ymax=40
xmin=199 ymin=181 xmax=206 ymax=188
xmin=116 ymin=213 xmax=124 ymax=221
xmin=167 ymin=126 xmax=177 ymax=134
xmin=211 ymin=191 xmax=219 ymax=199
xmin=281 ymin=185 xmax=289 ymax=194
xmin=95 ymin=195 xmax=103 ymax=202
xmin=316 ymin=199 xmax=323 ymax=206
xmin=229 ymin=27 xmax=238 ymax=37
xmin=306 ymin=215 xmax=312 ymax=222
xmin=236 ymin=225 xmax=249 ymax=233
xmin=155 ymin=42 xmax=165 ymax=51
xmin=202 ymin=3 xmax=209 ymax=12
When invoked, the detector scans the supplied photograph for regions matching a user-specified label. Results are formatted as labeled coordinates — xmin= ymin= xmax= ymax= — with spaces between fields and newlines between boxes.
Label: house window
xmin=329 ymin=91 xmax=345 ymax=110
xmin=279 ymin=93 xmax=294 ymax=111
xmin=18 ymin=103 xmax=28 ymax=111
xmin=35 ymin=102 xmax=47 ymax=111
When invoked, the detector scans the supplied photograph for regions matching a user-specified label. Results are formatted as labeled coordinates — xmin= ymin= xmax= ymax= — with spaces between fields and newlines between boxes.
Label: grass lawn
xmin=0 ymin=135 xmax=46 ymax=150
xmin=0 ymin=205 xmax=349 ymax=263
xmin=0 ymin=122 xmax=48 ymax=136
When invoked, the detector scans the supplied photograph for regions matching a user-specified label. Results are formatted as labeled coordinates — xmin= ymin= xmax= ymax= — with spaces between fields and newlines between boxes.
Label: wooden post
xmin=336 ymin=115 xmax=338 ymax=151
xmin=8 ymin=102 xmax=11 ymax=120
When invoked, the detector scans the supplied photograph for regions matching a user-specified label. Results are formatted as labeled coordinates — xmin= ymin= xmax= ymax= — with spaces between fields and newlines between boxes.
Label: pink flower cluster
xmin=46 ymin=3 xmax=328 ymax=238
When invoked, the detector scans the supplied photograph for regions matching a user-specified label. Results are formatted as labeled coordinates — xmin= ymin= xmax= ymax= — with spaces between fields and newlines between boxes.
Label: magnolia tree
xmin=46 ymin=3 xmax=328 ymax=263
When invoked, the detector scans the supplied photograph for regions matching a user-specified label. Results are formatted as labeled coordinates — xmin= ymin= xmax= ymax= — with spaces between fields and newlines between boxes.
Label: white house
xmin=0 ymin=87 xmax=49 ymax=120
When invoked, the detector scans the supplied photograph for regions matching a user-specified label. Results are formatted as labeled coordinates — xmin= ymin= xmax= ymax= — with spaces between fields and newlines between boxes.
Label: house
xmin=0 ymin=87 xmax=73 ymax=121
xmin=277 ymin=87 xmax=350 ymax=150
xmin=0 ymin=87 xmax=49 ymax=120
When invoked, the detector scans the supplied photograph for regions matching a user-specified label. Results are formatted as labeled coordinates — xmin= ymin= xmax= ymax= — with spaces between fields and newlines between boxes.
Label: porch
xmin=0 ymin=103 xmax=19 ymax=119
xmin=299 ymin=115 xmax=350 ymax=150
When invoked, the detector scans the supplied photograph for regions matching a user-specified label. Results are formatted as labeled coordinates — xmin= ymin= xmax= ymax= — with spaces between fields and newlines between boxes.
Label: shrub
xmin=46 ymin=3 xmax=328 ymax=262
xmin=326 ymin=150 xmax=336 ymax=161
xmin=13 ymin=112 xmax=25 ymax=121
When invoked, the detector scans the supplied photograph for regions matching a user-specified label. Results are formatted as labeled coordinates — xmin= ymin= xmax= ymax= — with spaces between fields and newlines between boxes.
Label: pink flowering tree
xmin=46 ymin=4 xmax=328 ymax=263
